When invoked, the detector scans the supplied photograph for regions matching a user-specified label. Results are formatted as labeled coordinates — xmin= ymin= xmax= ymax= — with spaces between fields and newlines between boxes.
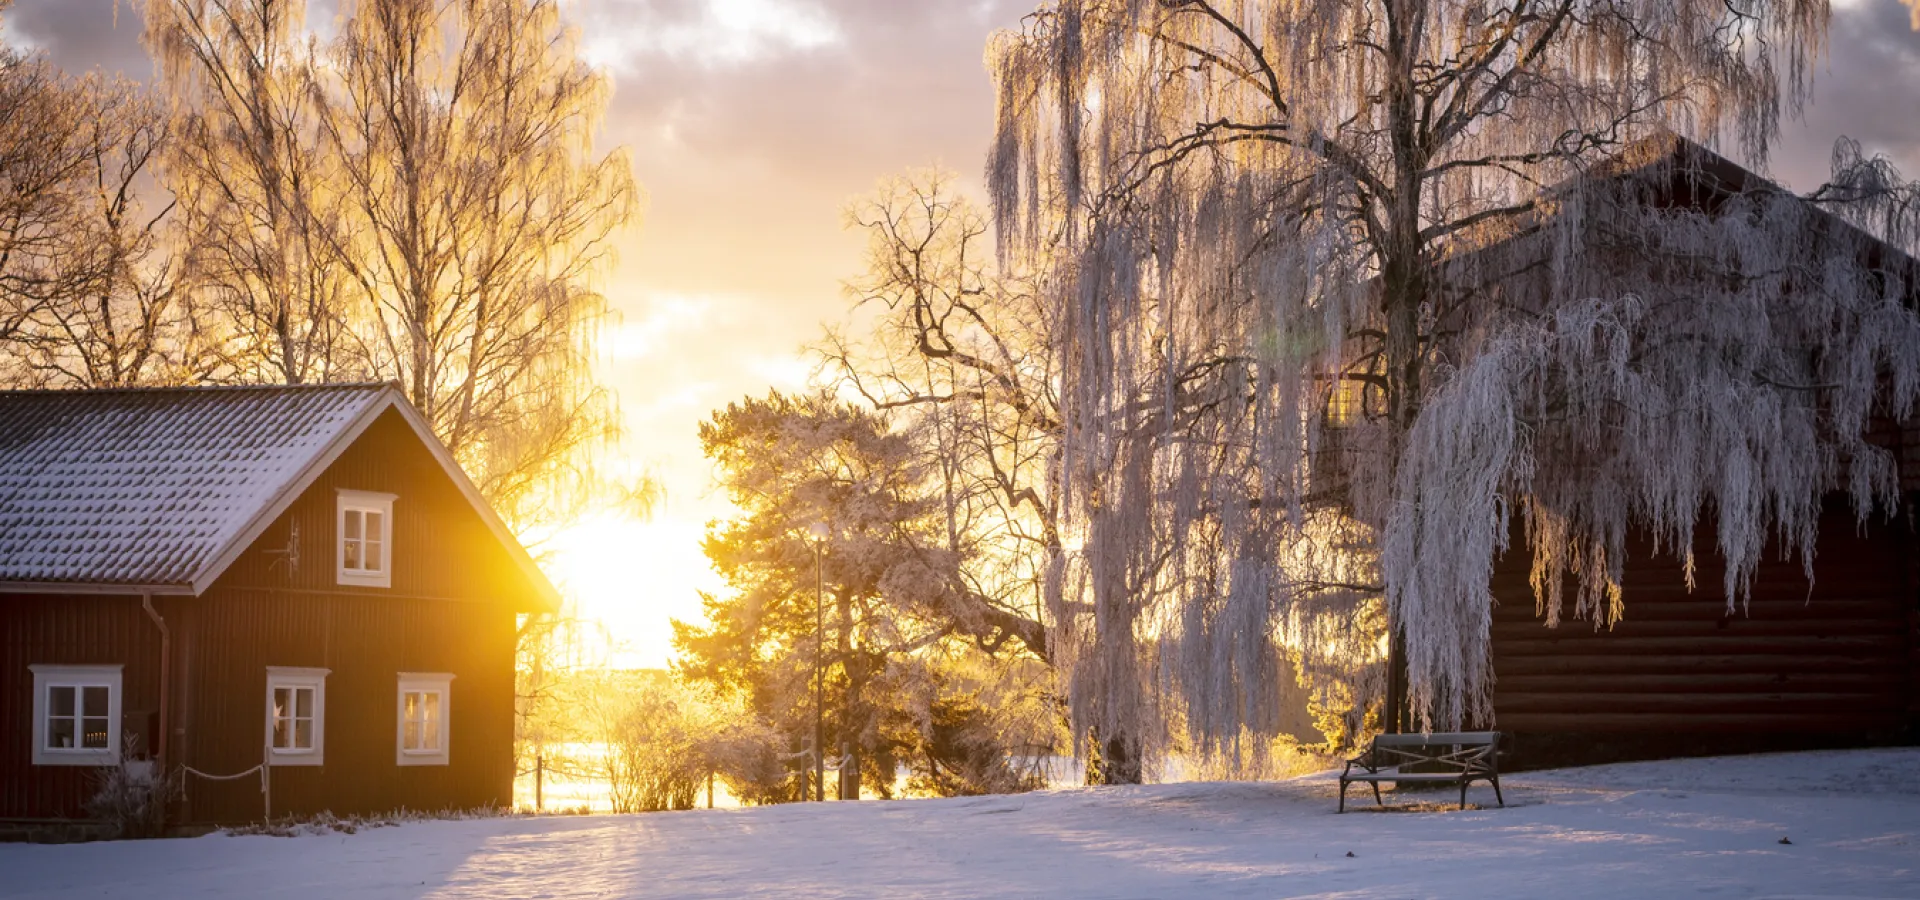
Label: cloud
xmin=2 ymin=0 xmax=151 ymax=79
xmin=577 ymin=0 xmax=844 ymax=69
xmin=1771 ymin=2 xmax=1920 ymax=190
xmin=604 ymin=291 xmax=718 ymax=360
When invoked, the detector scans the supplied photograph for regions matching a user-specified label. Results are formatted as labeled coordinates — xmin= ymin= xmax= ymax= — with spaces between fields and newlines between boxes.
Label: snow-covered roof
xmin=0 ymin=384 xmax=557 ymax=606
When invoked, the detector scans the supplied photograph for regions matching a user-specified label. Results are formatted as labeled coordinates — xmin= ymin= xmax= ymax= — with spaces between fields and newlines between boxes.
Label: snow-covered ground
xmin=5 ymin=749 xmax=1918 ymax=899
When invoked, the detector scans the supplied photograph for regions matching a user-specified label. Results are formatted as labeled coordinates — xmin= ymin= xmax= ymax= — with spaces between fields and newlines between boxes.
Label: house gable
xmin=210 ymin=407 xmax=546 ymax=610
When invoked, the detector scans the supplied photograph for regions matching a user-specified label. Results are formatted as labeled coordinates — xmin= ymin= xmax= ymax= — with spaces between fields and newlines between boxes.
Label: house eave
xmin=0 ymin=581 xmax=195 ymax=597
xmin=181 ymin=387 xmax=563 ymax=614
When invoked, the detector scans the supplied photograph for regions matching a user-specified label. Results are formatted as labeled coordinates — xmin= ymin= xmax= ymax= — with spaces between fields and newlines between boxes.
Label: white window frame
xmin=337 ymin=489 xmax=396 ymax=588
xmin=395 ymin=672 xmax=453 ymax=766
xmin=265 ymin=667 xmax=329 ymax=766
xmin=30 ymin=665 xmax=123 ymax=766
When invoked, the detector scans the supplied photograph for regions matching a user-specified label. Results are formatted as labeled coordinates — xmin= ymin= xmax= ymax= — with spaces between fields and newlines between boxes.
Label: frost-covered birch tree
xmin=145 ymin=0 xmax=637 ymax=530
xmin=144 ymin=0 xmax=357 ymax=386
xmin=314 ymin=0 xmax=636 ymax=528
xmin=21 ymin=79 xmax=196 ymax=388
xmin=988 ymin=0 xmax=1920 ymax=772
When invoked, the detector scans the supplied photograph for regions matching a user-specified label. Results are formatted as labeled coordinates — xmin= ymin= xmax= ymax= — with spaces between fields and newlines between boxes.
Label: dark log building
xmin=1478 ymin=140 xmax=1920 ymax=767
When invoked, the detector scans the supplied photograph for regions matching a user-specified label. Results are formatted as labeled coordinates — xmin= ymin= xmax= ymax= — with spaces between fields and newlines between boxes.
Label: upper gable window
xmin=337 ymin=489 xmax=396 ymax=588
xmin=30 ymin=664 xmax=122 ymax=766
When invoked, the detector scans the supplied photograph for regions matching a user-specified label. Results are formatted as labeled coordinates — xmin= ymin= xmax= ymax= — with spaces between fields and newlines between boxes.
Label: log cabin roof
xmin=1438 ymin=133 xmax=1920 ymax=289
xmin=0 ymin=383 xmax=559 ymax=608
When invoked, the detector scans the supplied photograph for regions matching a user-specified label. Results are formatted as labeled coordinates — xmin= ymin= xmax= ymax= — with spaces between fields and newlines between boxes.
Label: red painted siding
xmin=0 ymin=595 xmax=161 ymax=820
xmin=173 ymin=590 xmax=515 ymax=824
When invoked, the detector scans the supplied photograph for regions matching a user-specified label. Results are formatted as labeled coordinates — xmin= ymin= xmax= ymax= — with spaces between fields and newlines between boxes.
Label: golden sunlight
xmin=544 ymin=511 xmax=725 ymax=669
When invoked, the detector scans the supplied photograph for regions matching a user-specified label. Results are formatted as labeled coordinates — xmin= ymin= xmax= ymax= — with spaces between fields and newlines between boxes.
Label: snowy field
xmin=5 ymin=749 xmax=1918 ymax=899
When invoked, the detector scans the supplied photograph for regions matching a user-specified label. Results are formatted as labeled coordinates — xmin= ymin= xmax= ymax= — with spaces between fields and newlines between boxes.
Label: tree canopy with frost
xmin=144 ymin=0 xmax=636 ymax=530
xmin=987 ymin=0 xmax=1920 ymax=774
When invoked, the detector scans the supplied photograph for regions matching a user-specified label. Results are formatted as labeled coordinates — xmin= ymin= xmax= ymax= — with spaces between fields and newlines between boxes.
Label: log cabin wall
xmin=1488 ymin=495 xmax=1919 ymax=769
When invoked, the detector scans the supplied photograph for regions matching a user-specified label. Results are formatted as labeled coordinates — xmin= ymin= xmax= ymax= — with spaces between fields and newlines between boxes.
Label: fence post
xmin=535 ymin=755 xmax=544 ymax=812
xmin=262 ymin=739 xmax=272 ymax=823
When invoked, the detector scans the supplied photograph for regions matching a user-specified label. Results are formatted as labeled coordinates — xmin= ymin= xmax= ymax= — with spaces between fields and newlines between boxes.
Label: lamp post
xmin=807 ymin=521 xmax=829 ymax=802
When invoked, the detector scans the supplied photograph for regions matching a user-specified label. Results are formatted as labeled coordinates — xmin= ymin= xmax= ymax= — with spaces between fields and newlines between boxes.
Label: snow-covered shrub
xmin=700 ymin=716 xmax=791 ymax=806
xmin=600 ymin=681 xmax=718 ymax=813
xmin=84 ymin=744 xmax=179 ymax=840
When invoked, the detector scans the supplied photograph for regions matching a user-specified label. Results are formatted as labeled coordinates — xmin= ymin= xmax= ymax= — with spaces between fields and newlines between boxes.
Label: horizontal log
xmin=1490 ymin=619 xmax=1905 ymax=640
xmin=1493 ymin=635 xmax=1907 ymax=657
xmin=1493 ymin=712 xmax=1904 ymax=734
xmin=1488 ymin=580 xmax=1906 ymax=605
xmin=1493 ymin=672 xmax=1901 ymax=694
xmin=1491 ymin=561 xmax=1905 ymax=592
xmin=1491 ymin=692 xmax=1902 ymax=715
xmin=1489 ymin=599 xmax=1905 ymax=624
xmin=1491 ymin=654 xmax=1910 ymax=677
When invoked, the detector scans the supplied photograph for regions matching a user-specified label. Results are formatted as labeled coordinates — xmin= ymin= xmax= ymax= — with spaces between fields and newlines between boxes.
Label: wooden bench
xmin=1338 ymin=731 xmax=1504 ymax=812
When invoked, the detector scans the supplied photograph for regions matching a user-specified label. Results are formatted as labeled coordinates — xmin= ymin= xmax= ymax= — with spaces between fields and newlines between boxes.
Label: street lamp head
xmin=807 ymin=522 xmax=830 ymax=543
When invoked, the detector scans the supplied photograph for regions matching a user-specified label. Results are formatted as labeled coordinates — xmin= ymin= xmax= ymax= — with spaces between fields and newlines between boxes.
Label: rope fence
xmin=182 ymin=761 xmax=272 ymax=820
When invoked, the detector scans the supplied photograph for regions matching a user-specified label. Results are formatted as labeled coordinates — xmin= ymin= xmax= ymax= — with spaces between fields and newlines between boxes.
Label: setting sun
xmin=543 ymin=510 xmax=726 ymax=669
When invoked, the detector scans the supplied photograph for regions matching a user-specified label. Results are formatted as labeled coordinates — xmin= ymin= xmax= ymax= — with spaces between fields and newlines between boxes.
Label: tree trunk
xmin=1085 ymin=728 xmax=1142 ymax=785
xmin=837 ymin=590 xmax=860 ymax=800
xmin=1084 ymin=498 xmax=1144 ymax=784
xmin=1379 ymin=0 xmax=1429 ymax=733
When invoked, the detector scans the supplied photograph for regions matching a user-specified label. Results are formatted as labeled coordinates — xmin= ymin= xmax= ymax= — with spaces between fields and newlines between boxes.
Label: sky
xmin=10 ymin=0 xmax=1920 ymax=668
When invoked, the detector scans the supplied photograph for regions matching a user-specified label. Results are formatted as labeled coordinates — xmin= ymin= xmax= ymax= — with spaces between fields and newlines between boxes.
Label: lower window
xmin=30 ymin=665 xmax=123 ymax=766
xmin=265 ymin=667 xmax=328 ymax=766
xmin=396 ymin=672 xmax=453 ymax=766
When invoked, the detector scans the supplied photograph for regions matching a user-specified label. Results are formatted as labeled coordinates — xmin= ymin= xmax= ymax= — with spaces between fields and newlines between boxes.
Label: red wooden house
xmin=0 ymin=384 xmax=557 ymax=835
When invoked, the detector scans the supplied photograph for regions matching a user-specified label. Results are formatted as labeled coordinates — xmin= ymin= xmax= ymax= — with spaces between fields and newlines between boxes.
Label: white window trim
xmin=30 ymin=665 xmax=123 ymax=766
xmin=337 ymin=489 xmax=397 ymax=588
xmin=265 ymin=667 xmax=329 ymax=766
xmin=396 ymin=672 xmax=454 ymax=766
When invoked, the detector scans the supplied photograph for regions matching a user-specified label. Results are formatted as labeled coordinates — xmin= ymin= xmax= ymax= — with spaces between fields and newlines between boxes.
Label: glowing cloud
xmin=577 ymin=0 xmax=844 ymax=71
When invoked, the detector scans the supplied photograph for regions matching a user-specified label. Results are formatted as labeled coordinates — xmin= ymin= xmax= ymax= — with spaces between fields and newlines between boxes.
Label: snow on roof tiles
xmin=0 ymin=384 xmax=390 ymax=589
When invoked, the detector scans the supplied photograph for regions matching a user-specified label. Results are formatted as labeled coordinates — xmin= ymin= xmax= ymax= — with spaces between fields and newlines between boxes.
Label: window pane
xmin=366 ymin=511 xmax=382 ymax=541
xmin=345 ymin=510 xmax=361 ymax=540
xmin=294 ymin=718 xmax=313 ymax=750
xmin=81 ymin=717 xmax=110 ymax=749
xmin=294 ymin=687 xmax=313 ymax=719
xmin=405 ymin=691 xmax=419 ymax=720
xmin=404 ymin=718 xmax=421 ymax=750
xmin=83 ymin=685 xmax=109 ymax=717
xmin=274 ymin=687 xmax=290 ymax=719
xmin=423 ymin=692 xmax=439 ymax=726
xmin=49 ymin=717 xmax=75 ymax=749
xmin=345 ymin=538 xmax=361 ymax=569
xmin=423 ymin=714 xmax=440 ymax=751
xmin=365 ymin=539 xmax=382 ymax=571
xmin=50 ymin=685 xmax=74 ymax=717
xmin=273 ymin=716 xmax=292 ymax=749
